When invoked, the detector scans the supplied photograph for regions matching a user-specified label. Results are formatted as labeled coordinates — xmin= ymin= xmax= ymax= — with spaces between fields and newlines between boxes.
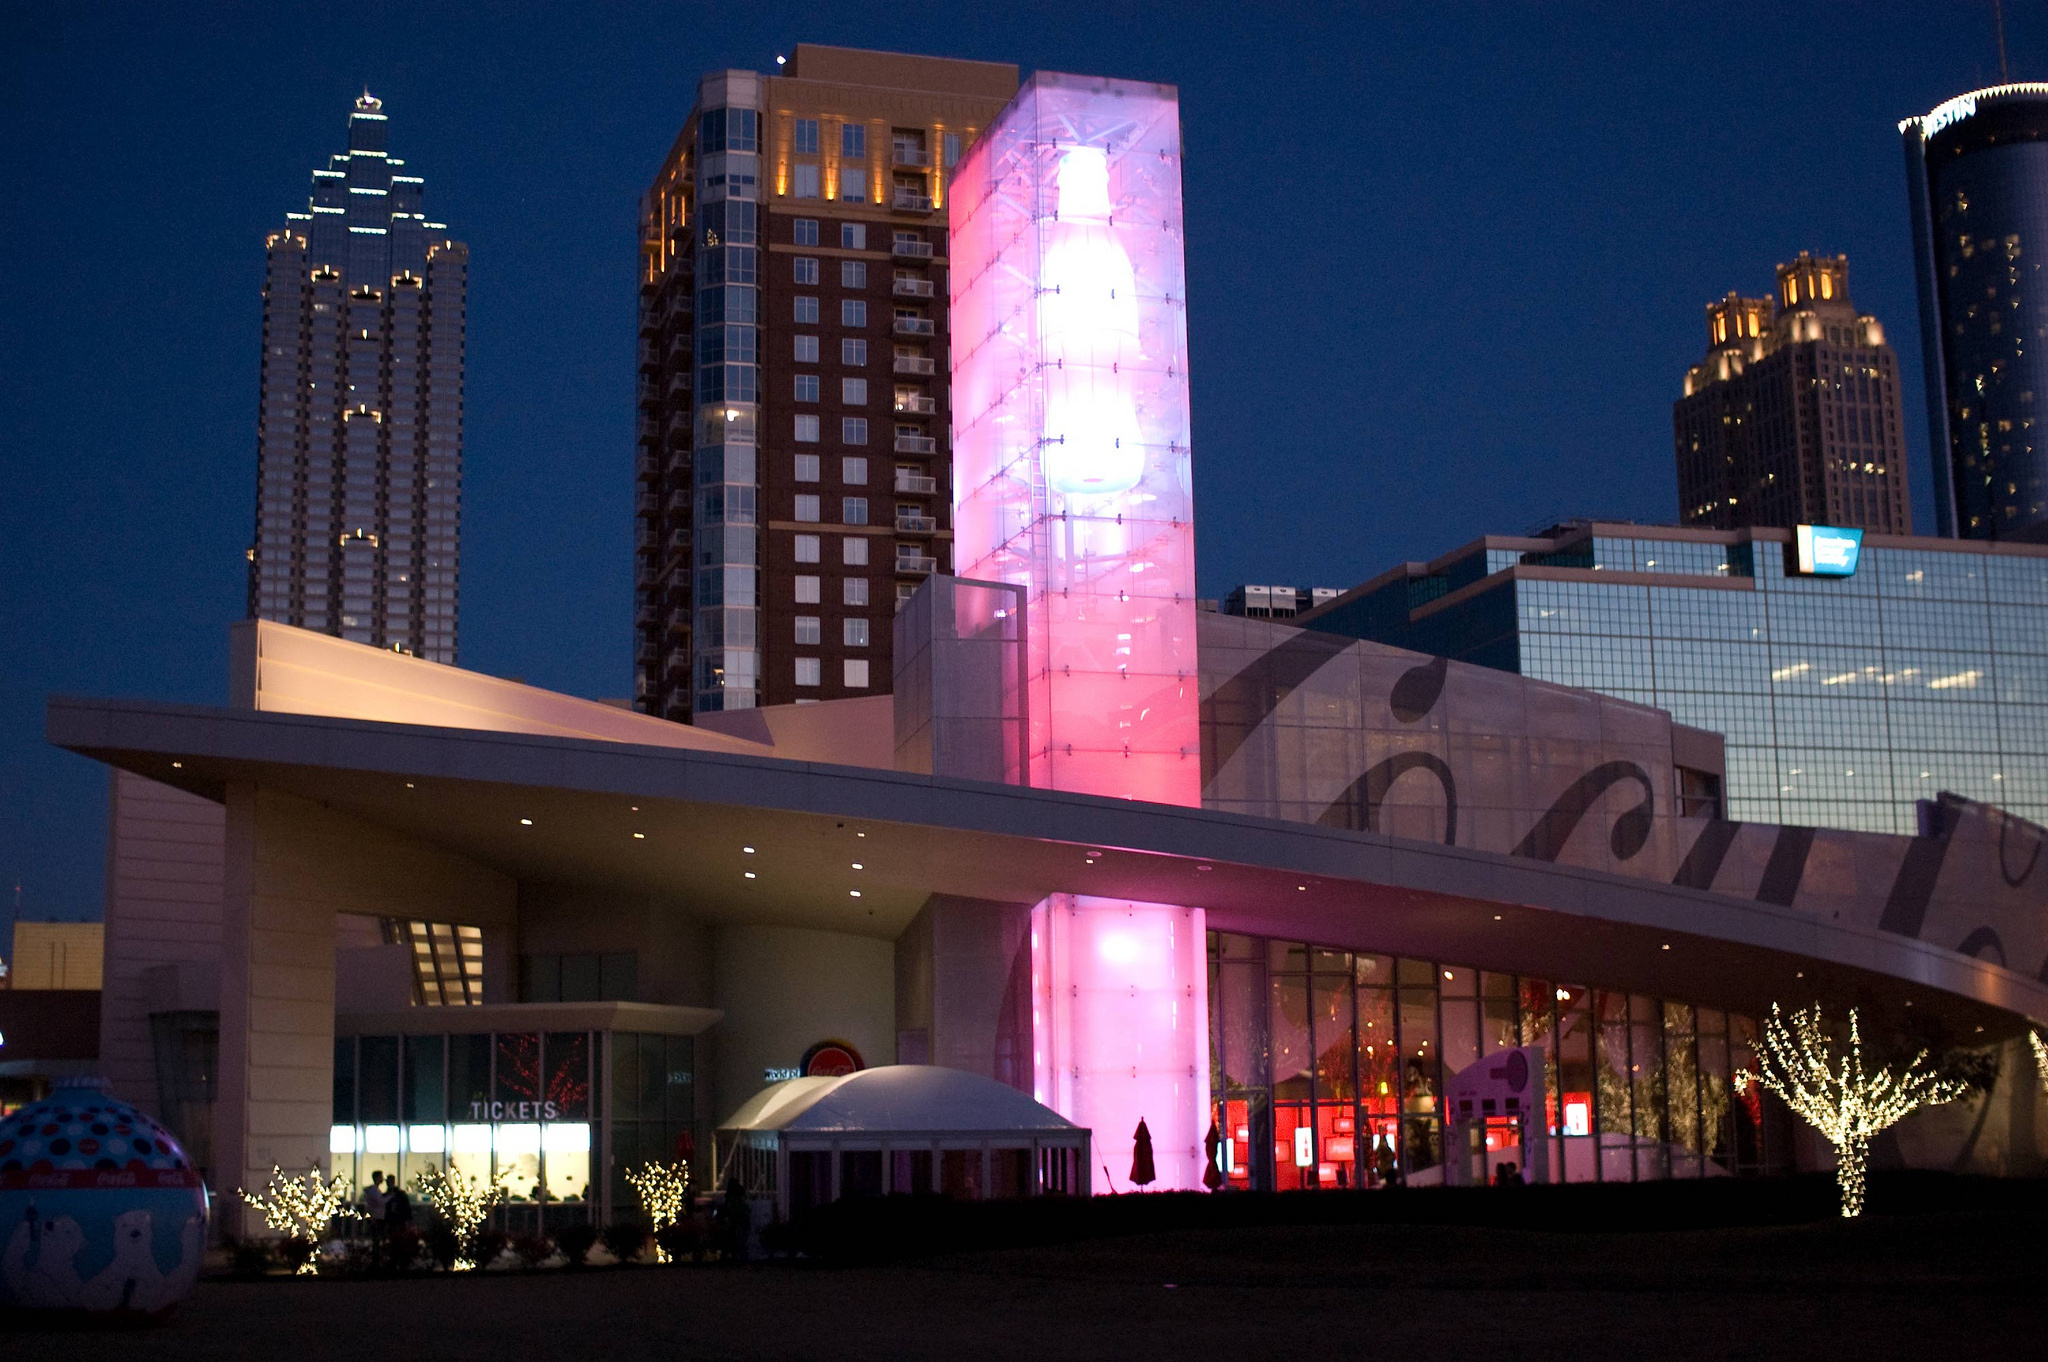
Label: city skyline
xmin=4 ymin=3 xmax=2042 ymax=928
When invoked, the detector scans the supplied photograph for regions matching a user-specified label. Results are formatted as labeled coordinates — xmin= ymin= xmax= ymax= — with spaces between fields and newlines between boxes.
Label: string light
xmin=411 ymin=1165 xmax=510 ymax=1268
xmin=2030 ymin=1029 xmax=2048 ymax=1087
xmin=1736 ymin=1002 xmax=1968 ymax=1218
xmin=235 ymin=1164 xmax=361 ymax=1274
xmin=626 ymin=1160 xmax=693 ymax=1262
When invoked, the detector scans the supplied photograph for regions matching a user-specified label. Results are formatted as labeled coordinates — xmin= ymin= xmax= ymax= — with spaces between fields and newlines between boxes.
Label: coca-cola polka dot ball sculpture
xmin=0 ymin=1076 xmax=209 ymax=1318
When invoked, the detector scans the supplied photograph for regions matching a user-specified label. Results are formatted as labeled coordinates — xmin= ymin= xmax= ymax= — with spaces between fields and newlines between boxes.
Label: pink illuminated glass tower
xmin=949 ymin=72 xmax=1208 ymax=1190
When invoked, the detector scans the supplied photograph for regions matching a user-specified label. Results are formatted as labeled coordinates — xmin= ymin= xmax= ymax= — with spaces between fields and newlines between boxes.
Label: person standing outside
xmin=364 ymin=1170 xmax=389 ymax=1265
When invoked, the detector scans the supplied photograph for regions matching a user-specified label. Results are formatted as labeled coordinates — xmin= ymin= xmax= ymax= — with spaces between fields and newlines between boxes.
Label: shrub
xmin=654 ymin=1216 xmax=705 ymax=1265
xmin=511 ymin=1233 xmax=555 ymax=1269
xmin=386 ymin=1223 xmax=424 ymax=1272
xmin=227 ymin=1236 xmax=275 ymax=1278
xmin=600 ymin=1219 xmax=650 ymax=1265
xmin=469 ymin=1227 xmax=511 ymax=1270
xmin=425 ymin=1224 xmax=461 ymax=1272
xmin=555 ymin=1222 xmax=599 ymax=1268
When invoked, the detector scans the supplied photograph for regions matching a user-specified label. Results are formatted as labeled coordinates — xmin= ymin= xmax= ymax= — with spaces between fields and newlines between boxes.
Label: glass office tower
xmin=1902 ymin=84 xmax=2048 ymax=543
xmin=247 ymin=94 xmax=467 ymax=662
xmin=1304 ymin=523 xmax=2048 ymax=835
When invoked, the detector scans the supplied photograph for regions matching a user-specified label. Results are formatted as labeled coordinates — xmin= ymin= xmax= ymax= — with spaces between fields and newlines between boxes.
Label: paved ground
xmin=8 ymin=1208 xmax=2038 ymax=1360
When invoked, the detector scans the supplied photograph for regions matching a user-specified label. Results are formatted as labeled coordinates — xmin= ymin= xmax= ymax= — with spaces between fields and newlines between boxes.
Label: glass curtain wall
xmin=1208 ymin=931 xmax=1783 ymax=1189
xmin=332 ymin=1030 xmax=695 ymax=1230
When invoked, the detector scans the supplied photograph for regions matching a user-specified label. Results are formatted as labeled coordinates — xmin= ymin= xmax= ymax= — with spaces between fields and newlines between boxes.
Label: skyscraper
xmin=1902 ymin=84 xmax=2048 ymax=543
xmin=633 ymin=46 xmax=1017 ymax=719
xmin=1673 ymin=253 xmax=1910 ymax=534
xmin=247 ymin=93 xmax=468 ymax=662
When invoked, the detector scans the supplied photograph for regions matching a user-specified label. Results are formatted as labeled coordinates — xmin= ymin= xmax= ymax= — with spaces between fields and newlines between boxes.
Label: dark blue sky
xmin=2 ymin=1 xmax=2037 ymax=933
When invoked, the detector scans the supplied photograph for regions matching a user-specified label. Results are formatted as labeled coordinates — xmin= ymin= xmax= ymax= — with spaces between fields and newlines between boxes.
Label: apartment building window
xmin=842 ymin=378 xmax=868 ymax=405
xmin=842 ymin=338 xmax=867 ymax=366
xmin=844 ymin=577 xmax=869 ymax=606
xmin=944 ymin=133 xmax=963 ymax=167
xmin=794 ymin=454 xmax=819 ymax=482
xmin=841 ymin=223 xmax=866 ymax=250
xmin=793 ymin=165 xmax=820 ymax=199
xmin=843 ymin=497 xmax=869 ymax=525
xmin=794 ymin=296 xmax=819 ymax=324
xmin=795 ymin=616 xmax=822 ymax=646
xmin=844 ymin=659 xmax=870 ymax=688
xmin=795 ymin=118 xmax=820 ymax=154
xmin=793 ymin=257 xmax=819 ymax=285
xmin=796 ymin=658 xmax=822 ymax=687
xmin=794 ymin=374 xmax=820 ymax=402
xmin=794 ymin=496 xmax=821 ymax=524
xmin=842 ymin=299 xmax=867 ymax=327
xmin=795 ymin=575 xmax=820 ymax=604
xmin=841 ymin=260 xmax=867 ymax=288
xmin=841 ymin=123 xmax=866 ymax=158
xmin=793 ymin=334 xmax=819 ymax=363
xmin=793 ymin=218 xmax=819 ymax=246
xmin=840 ymin=169 xmax=867 ymax=203
xmin=843 ymin=417 xmax=868 ymax=444
xmin=842 ymin=456 xmax=868 ymax=484
xmin=794 ymin=534 xmax=821 ymax=563
xmin=843 ymin=618 xmax=870 ymax=647
xmin=793 ymin=414 xmax=820 ymax=442
xmin=843 ymin=537 xmax=869 ymax=566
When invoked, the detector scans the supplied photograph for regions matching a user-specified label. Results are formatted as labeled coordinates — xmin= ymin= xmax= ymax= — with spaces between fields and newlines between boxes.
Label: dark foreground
xmin=9 ymin=1182 xmax=2044 ymax=1361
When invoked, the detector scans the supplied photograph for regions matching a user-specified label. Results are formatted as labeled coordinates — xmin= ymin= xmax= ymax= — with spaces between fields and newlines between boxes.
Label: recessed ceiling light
xmin=1795 ymin=971 xmax=1804 ymax=978
xmin=171 ymin=761 xmax=182 ymax=769
xmin=849 ymin=890 xmax=862 ymax=898
xmin=744 ymin=871 xmax=756 ymax=880
xmin=1492 ymin=914 xmax=1502 ymax=921
xmin=405 ymin=782 xmax=415 ymax=789
xmin=743 ymin=846 xmax=755 ymax=854
xmin=1442 ymin=970 xmax=1453 ymax=981
xmin=1296 ymin=885 xmax=1306 ymax=891
xmin=856 ymin=831 xmax=866 ymax=838
xmin=1197 ymin=864 xmax=1212 ymax=873
xmin=630 ymin=806 xmax=639 ymax=812
xmin=519 ymin=818 xmax=532 ymax=826
xmin=1555 ymin=988 xmax=1569 ymax=1001
xmin=851 ymin=863 xmax=863 ymax=870
xmin=632 ymin=832 xmax=645 ymax=840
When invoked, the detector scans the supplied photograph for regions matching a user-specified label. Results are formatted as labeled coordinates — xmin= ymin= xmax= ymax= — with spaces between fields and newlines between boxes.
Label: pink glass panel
xmin=949 ymin=72 xmax=1200 ymax=808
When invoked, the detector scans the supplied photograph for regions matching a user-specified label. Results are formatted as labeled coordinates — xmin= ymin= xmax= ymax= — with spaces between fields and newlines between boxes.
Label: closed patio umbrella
xmin=1130 ymin=1118 xmax=1157 ymax=1188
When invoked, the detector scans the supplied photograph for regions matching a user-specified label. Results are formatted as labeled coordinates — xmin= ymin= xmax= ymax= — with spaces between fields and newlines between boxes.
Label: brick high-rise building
xmin=1674 ymin=252 xmax=1910 ymax=534
xmin=247 ymin=93 xmax=468 ymax=662
xmin=634 ymin=46 xmax=1017 ymax=718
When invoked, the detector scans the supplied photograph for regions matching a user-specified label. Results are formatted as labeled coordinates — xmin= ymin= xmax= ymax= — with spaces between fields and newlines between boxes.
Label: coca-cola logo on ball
xmin=801 ymin=1040 xmax=864 ymax=1078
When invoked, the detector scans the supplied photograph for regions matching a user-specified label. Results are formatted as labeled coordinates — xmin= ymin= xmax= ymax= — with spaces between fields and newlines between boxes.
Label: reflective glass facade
xmin=1311 ymin=527 xmax=2048 ymax=833
xmin=1209 ymin=931 xmax=1783 ymax=1190
xmin=330 ymin=1028 xmax=693 ymax=1230
xmin=1904 ymin=86 xmax=2048 ymax=542
xmin=249 ymin=94 xmax=466 ymax=661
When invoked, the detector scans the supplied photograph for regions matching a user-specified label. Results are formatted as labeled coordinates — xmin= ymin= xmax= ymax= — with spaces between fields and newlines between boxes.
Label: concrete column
xmin=217 ymin=784 xmax=338 ymax=1235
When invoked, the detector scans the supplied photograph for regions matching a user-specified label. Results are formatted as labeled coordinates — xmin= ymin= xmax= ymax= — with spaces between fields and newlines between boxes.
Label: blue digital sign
xmin=1793 ymin=525 xmax=1863 ymax=577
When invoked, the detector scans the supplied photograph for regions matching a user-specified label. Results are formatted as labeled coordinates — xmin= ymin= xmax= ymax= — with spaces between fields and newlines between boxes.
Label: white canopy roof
xmin=718 ymin=1065 xmax=1084 ymax=1137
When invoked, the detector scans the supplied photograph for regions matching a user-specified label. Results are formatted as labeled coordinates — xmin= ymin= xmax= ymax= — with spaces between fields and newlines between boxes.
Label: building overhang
xmin=48 ymin=696 xmax=2048 ymax=1037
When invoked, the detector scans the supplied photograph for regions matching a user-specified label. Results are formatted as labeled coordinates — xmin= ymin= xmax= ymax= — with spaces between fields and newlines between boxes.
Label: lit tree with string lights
xmin=236 ymin=1164 xmax=361 ymax=1273
xmin=411 ymin=1166 xmax=509 ymax=1268
xmin=2030 ymin=1029 xmax=2048 ymax=1088
xmin=626 ymin=1160 xmax=692 ymax=1262
xmin=1736 ymin=1003 xmax=1968 ymax=1218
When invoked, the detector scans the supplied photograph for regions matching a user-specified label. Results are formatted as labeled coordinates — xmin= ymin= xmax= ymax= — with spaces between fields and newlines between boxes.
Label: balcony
xmin=892 ymin=145 xmax=931 ymax=168
xmin=894 ymin=471 xmax=938 ymax=495
xmin=665 ymin=648 xmax=689 ymax=675
xmin=892 ymin=238 xmax=934 ymax=260
xmin=893 ymin=355 xmax=936 ymax=376
xmin=895 ymin=512 xmax=937 ymax=534
xmin=895 ymin=552 xmax=938 ymax=575
xmin=892 ymin=276 xmax=934 ymax=298
xmin=665 ymin=490 xmax=691 ymax=515
xmin=893 ymin=316 xmax=936 ymax=337
xmin=892 ymin=190 xmax=934 ymax=213
xmin=894 ymin=394 xmax=937 ymax=416
xmin=894 ymin=433 xmax=937 ymax=455
xmin=666 ymin=608 xmax=689 ymax=637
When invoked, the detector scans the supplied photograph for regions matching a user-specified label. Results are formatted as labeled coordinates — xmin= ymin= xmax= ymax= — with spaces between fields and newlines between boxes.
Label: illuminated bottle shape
xmin=1040 ymin=147 xmax=1144 ymax=498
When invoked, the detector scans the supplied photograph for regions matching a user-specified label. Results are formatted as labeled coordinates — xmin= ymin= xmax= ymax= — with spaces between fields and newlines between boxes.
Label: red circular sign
xmin=801 ymin=1040 xmax=864 ymax=1077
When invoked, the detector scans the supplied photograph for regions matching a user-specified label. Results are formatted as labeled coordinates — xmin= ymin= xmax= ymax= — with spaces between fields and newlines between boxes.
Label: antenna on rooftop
xmin=1995 ymin=0 xmax=2011 ymax=81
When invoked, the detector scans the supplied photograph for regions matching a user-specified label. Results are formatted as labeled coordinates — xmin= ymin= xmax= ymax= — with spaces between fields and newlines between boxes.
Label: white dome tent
xmin=716 ymin=1065 xmax=1091 ymax=1219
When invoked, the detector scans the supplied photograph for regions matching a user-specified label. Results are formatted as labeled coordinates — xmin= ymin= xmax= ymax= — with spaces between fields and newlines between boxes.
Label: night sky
xmin=2 ymin=2 xmax=2039 ymax=934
